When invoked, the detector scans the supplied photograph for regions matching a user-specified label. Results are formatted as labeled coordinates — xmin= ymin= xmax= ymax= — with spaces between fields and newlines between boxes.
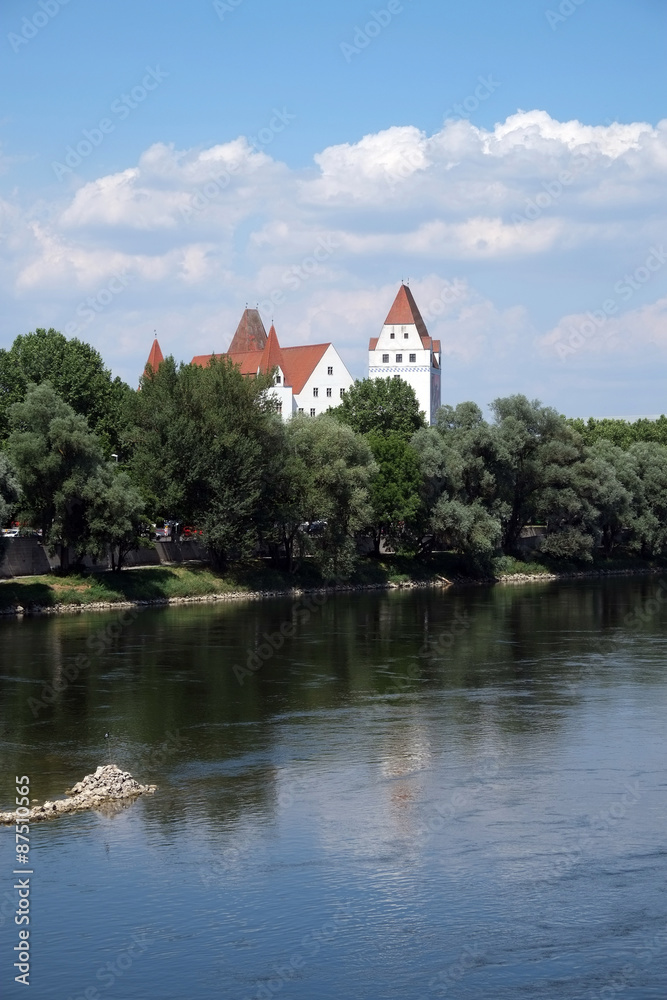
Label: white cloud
xmin=4 ymin=110 xmax=667 ymax=414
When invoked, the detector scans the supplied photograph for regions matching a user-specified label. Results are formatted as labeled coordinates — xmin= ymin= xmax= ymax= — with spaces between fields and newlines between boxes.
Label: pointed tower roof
xmin=228 ymin=308 xmax=268 ymax=354
xmin=384 ymin=284 xmax=430 ymax=344
xmin=261 ymin=324 xmax=285 ymax=377
xmin=144 ymin=337 xmax=164 ymax=376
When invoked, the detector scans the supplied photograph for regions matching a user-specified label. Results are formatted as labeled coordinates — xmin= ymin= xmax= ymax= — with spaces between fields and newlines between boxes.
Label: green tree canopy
xmin=0 ymin=453 xmax=21 ymax=561
xmin=7 ymin=383 xmax=107 ymax=569
xmin=331 ymin=376 xmax=426 ymax=437
xmin=0 ymin=328 xmax=132 ymax=453
xmin=129 ymin=355 xmax=279 ymax=569
xmin=285 ymin=415 xmax=376 ymax=579
xmin=366 ymin=431 xmax=425 ymax=556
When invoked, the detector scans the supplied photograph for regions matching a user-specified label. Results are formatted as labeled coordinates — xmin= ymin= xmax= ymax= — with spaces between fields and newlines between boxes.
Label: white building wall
xmin=369 ymin=323 xmax=440 ymax=424
xmin=293 ymin=345 xmax=354 ymax=417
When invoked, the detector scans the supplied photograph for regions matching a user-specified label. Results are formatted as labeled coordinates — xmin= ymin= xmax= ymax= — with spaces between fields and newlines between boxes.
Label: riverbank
xmin=0 ymin=555 xmax=665 ymax=617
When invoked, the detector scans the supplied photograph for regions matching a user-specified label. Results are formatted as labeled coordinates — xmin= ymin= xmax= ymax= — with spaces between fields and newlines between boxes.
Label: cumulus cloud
xmin=3 ymin=110 xmax=667 ymax=413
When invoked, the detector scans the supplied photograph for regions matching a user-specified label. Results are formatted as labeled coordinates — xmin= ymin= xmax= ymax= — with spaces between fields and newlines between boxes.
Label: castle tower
xmin=143 ymin=337 xmax=164 ymax=378
xmin=368 ymin=285 xmax=441 ymax=425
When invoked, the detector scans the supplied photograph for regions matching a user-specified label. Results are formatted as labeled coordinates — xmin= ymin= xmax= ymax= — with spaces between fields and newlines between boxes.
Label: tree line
xmin=1 ymin=328 xmax=667 ymax=576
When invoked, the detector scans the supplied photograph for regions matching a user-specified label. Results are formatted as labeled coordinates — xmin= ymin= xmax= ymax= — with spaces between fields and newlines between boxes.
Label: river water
xmin=0 ymin=578 xmax=666 ymax=999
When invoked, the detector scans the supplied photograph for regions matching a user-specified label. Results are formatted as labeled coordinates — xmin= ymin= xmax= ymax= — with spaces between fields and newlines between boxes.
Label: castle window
xmin=390 ymin=332 xmax=395 ymax=339
xmin=382 ymin=354 xmax=389 ymax=363
xmin=409 ymin=353 xmax=416 ymax=363
xmin=396 ymin=354 xmax=403 ymax=363
xmin=326 ymin=387 xmax=332 ymax=397
xmin=298 ymin=408 xmax=304 ymax=414
xmin=310 ymin=408 xmax=316 ymax=417
xmin=276 ymin=401 xmax=282 ymax=412
xmin=340 ymin=388 xmax=345 ymax=397
xmin=404 ymin=332 xmax=409 ymax=339
xmin=327 ymin=366 xmax=333 ymax=375
xmin=313 ymin=387 xmax=319 ymax=397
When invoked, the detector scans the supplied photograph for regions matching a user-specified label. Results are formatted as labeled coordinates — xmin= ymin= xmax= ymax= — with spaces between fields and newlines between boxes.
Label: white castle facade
xmin=368 ymin=284 xmax=442 ymax=425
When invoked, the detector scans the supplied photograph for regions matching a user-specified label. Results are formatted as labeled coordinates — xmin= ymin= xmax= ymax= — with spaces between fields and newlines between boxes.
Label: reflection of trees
xmin=0 ymin=578 xmax=664 ymax=827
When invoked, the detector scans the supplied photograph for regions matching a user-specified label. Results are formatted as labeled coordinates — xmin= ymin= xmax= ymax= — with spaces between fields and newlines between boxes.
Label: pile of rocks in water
xmin=0 ymin=765 xmax=156 ymax=824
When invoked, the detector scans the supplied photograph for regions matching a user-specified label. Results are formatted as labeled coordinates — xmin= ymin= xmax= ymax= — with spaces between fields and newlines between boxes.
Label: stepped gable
xmin=382 ymin=284 xmax=431 ymax=348
xmin=228 ymin=308 xmax=268 ymax=354
xmin=144 ymin=337 xmax=164 ymax=376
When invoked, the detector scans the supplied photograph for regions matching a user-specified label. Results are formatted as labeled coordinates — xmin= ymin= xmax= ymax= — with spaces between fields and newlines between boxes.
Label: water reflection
xmin=0 ymin=578 xmax=666 ymax=998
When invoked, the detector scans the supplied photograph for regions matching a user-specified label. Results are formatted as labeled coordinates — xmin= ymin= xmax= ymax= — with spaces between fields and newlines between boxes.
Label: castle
xmin=143 ymin=284 xmax=442 ymax=423
xmin=368 ymin=284 xmax=441 ymax=426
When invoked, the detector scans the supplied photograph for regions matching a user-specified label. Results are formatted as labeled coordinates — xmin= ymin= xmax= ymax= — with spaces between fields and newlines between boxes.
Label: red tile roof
xmin=261 ymin=324 xmax=285 ymax=376
xmin=228 ymin=308 xmax=268 ymax=353
xmin=369 ymin=337 xmax=379 ymax=351
xmin=144 ymin=338 xmax=164 ymax=376
xmin=280 ymin=344 xmax=329 ymax=394
xmin=191 ymin=318 xmax=330 ymax=396
xmin=384 ymin=284 xmax=431 ymax=347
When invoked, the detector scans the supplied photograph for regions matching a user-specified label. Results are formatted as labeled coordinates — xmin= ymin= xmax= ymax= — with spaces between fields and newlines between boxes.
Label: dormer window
xmin=275 ymin=374 xmax=282 ymax=384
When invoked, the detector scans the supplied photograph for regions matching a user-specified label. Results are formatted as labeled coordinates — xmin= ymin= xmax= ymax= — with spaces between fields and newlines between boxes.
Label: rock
xmin=0 ymin=765 xmax=156 ymax=825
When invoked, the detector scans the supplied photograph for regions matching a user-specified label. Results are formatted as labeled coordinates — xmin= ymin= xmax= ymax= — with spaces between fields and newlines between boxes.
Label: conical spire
xmin=261 ymin=324 xmax=284 ymax=375
xmin=144 ymin=337 xmax=164 ymax=376
xmin=383 ymin=284 xmax=429 ymax=341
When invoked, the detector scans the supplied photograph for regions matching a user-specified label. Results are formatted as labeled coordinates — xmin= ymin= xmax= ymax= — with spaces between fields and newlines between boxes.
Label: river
xmin=0 ymin=578 xmax=666 ymax=998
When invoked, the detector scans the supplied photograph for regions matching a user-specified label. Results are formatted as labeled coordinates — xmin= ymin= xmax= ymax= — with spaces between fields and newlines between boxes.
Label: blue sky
xmin=1 ymin=0 xmax=666 ymax=416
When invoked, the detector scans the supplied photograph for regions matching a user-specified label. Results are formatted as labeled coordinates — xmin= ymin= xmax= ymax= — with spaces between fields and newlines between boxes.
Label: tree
xmin=0 ymin=328 xmax=133 ymax=453
xmin=284 ymin=415 xmax=376 ymax=579
xmin=331 ymin=376 xmax=426 ymax=437
xmin=366 ymin=432 xmax=424 ymax=556
xmin=625 ymin=442 xmax=667 ymax=557
xmin=412 ymin=402 xmax=505 ymax=561
xmin=129 ymin=355 xmax=279 ymax=570
xmin=0 ymin=453 xmax=21 ymax=562
xmin=7 ymin=383 xmax=106 ymax=570
xmin=568 ymin=415 xmax=667 ymax=450
xmin=430 ymin=497 xmax=501 ymax=571
xmin=490 ymin=395 xmax=573 ymax=555
xmin=85 ymin=469 xmax=146 ymax=572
